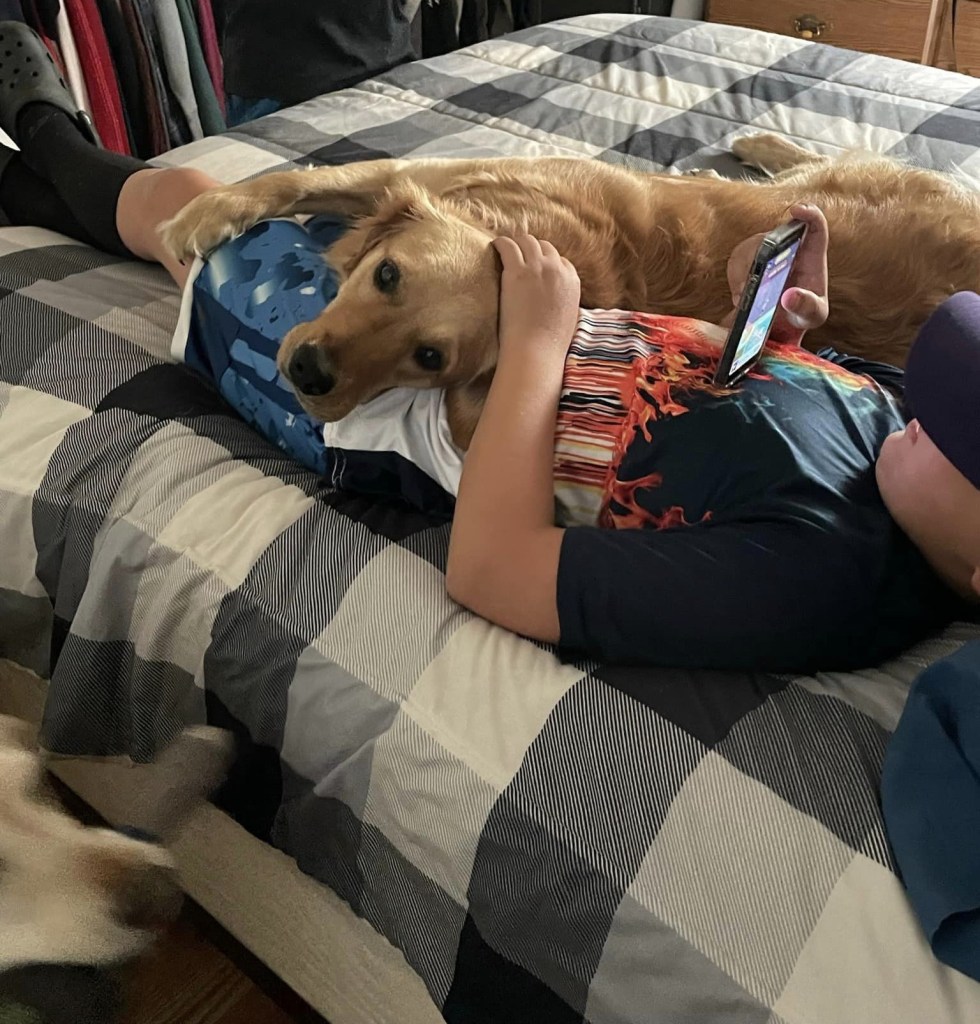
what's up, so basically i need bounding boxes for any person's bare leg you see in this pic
[116,167,220,288]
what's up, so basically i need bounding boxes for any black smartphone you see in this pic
[713,221,808,387]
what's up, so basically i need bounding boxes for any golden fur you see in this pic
[161,134,980,447]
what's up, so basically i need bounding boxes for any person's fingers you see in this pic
[515,232,543,263]
[780,287,829,330]
[538,239,560,260]
[787,202,828,231]
[726,233,766,299]
[785,203,829,298]
[492,236,525,268]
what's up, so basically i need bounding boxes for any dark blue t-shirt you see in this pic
[556,335,963,673]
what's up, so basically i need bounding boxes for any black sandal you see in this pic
[0,21,99,148]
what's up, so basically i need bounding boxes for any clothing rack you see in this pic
[1,0,547,159]
[3,0,226,158]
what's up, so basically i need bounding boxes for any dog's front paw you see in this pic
[159,189,258,261]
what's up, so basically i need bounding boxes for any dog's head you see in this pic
[0,747,179,975]
[0,718,231,976]
[278,183,502,422]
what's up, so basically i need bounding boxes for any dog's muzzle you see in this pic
[285,343,335,397]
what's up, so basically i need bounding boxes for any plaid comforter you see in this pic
[2,14,980,1023]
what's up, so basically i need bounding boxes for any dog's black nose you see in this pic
[287,343,335,397]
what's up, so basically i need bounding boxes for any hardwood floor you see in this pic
[120,908,306,1024]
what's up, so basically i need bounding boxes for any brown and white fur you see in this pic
[161,133,980,448]
[0,715,229,979]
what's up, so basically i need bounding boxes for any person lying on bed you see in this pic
[453,237,979,673]
[0,23,973,674]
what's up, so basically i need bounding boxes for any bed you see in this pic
[2,13,980,1024]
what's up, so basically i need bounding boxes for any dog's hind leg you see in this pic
[731,133,830,177]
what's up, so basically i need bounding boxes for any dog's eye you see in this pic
[414,346,444,372]
[374,258,400,294]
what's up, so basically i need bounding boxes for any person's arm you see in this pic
[445,233,581,641]
[446,210,830,646]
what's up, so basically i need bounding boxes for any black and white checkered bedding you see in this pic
[2,14,980,1022]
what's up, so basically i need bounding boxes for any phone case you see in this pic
[712,221,807,387]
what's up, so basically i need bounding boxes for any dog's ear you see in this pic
[113,859,183,931]
[446,371,495,451]
[328,182,447,278]
[83,842,183,932]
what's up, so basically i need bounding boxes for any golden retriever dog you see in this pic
[161,133,980,448]
[0,716,230,1023]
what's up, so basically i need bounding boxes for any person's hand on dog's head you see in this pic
[722,203,830,346]
[493,233,580,362]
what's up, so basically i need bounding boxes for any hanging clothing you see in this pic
[510,0,540,28]
[132,0,191,148]
[30,0,58,32]
[96,0,149,156]
[225,94,279,127]
[63,0,130,153]
[0,1,27,21]
[54,2,92,115]
[458,0,491,47]
[419,0,497,58]
[421,0,458,58]
[175,0,223,135]
[120,0,168,154]
[193,0,224,115]
[221,0,413,108]
[206,0,221,35]
[25,0,69,75]
[153,0,203,139]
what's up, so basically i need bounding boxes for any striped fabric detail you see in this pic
[553,311,728,528]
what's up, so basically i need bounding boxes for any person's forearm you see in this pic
[446,341,565,639]
[461,345,562,530]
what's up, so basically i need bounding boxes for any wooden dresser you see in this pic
[952,0,980,73]
[705,0,980,75]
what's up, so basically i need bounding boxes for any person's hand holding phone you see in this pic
[723,203,830,346]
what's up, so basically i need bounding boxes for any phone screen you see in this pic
[729,238,803,376]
